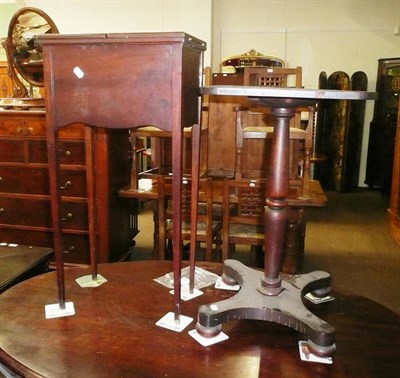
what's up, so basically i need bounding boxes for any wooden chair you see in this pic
[243,66,302,87]
[234,66,315,198]
[221,177,305,273]
[129,66,212,190]
[157,175,222,262]
[234,105,315,197]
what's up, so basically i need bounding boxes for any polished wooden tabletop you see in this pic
[200,85,378,101]
[0,261,399,377]
[0,244,53,293]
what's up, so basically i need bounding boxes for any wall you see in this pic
[8,0,212,65]
[0,2,18,61]
[212,0,400,186]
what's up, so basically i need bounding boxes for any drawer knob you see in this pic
[64,150,71,157]
[61,213,73,221]
[0,207,4,213]
[16,127,33,136]
[60,180,72,190]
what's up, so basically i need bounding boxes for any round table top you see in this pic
[0,260,399,377]
[200,85,377,101]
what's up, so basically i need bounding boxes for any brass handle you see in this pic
[16,127,33,136]
[64,150,71,157]
[60,180,71,190]
[61,213,73,221]
[62,245,75,254]
[0,208,4,213]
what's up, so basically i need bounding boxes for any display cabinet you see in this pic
[365,57,400,193]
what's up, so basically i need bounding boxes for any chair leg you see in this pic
[221,235,230,262]
[214,230,222,262]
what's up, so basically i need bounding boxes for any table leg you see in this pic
[172,130,183,321]
[47,128,66,309]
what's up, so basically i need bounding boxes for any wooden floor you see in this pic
[303,188,400,315]
[130,188,400,315]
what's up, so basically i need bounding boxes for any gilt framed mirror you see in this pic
[2,7,59,98]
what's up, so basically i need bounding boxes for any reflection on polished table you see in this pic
[0,261,399,377]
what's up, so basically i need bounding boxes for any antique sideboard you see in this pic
[0,104,134,264]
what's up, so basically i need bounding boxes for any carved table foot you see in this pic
[196,259,336,357]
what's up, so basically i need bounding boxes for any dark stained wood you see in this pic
[0,109,132,264]
[197,86,376,350]
[119,178,328,208]
[220,177,305,273]
[0,244,53,293]
[0,261,399,377]
[365,58,400,193]
[38,32,206,317]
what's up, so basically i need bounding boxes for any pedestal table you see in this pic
[196,86,377,356]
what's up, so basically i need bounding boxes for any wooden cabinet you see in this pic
[365,58,400,193]
[388,98,400,246]
[0,109,133,264]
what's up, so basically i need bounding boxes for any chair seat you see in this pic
[166,220,222,237]
[229,223,264,239]
[135,125,193,138]
[242,126,306,140]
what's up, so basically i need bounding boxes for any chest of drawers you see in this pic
[0,109,133,264]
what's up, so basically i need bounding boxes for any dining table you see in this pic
[0,260,398,377]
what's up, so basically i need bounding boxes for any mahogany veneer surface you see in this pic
[0,261,399,377]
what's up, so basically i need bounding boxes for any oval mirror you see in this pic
[7,7,59,88]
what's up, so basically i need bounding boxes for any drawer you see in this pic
[0,198,88,230]
[58,140,86,165]
[0,229,91,264]
[28,140,86,165]
[0,139,86,165]
[0,116,46,137]
[0,167,48,194]
[58,201,89,230]
[59,169,87,197]
[0,140,25,163]
[0,167,87,197]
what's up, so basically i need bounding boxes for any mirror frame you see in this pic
[2,7,59,97]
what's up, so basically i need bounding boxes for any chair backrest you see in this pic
[221,177,266,261]
[235,66,307,181]
[156,175,215,260]
[223,178,265,223]
[129,66,212,190]
[243,66,302,88]
[221,177,307,272]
